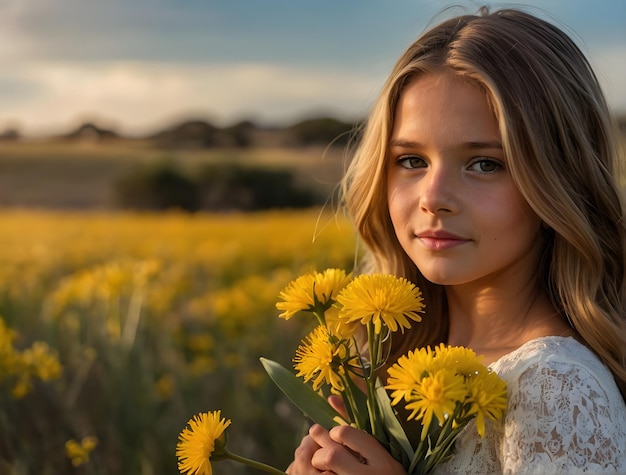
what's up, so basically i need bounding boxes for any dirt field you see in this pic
[0,139,347,209]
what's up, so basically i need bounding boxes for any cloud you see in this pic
[2,43,624,137]
[0,61,383,136]
[0,0,623,137]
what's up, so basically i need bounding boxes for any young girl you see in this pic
[287,7,626,475]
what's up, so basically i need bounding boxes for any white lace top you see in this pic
[434,336,626,474]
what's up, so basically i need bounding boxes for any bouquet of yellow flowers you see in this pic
[176,269,508,475]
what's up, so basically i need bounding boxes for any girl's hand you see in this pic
[285,396,348,475]
[285,425,324,475]
[287,423,406,475]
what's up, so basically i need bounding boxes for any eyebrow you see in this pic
[389,139,503,150]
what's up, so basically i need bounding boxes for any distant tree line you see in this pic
[0,116,361,149]
[1,113,625,147]
[114,160,322,212]
[148,116,358,149]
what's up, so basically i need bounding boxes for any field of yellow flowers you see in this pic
[0,208,356,474]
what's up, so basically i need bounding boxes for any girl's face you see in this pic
[387,71,543,287]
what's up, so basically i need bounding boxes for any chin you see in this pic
[419,269,468,286]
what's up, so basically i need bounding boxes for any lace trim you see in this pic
[434,337,626,474]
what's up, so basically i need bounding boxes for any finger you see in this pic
[330,426,372,464]
[295,432,321,458]
[328,426,406,474]
[288,433,323,475]
[286,460,322,475]
[327,395,348,419]
[308,423,334,447]
[329,425,378,458]
[311,440,363,474]
[309,425,370,473]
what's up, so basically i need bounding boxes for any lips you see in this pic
[416,230,470,251]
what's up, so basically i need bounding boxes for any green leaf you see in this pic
[374,379,415,462]
[260,358,342,430]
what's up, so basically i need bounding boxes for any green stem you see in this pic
[312,309,326,327]
[366,322,380,438]
[409,435,429,473]
[423,415,457,473]
[340,373,362,429]
[224,449,288,475]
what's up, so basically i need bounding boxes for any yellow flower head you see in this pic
[335,274,424,334]
[293,325,346,392]
[65,436,98,467]
[177,411,232,475]
[404,370,468,440]
[276,269,351,320]
[386,345,485,402]
[387,344,508,440]
[314,268,352,303]
[22,341,63,381]
[386,347,438,404]
[465,371,508,437]
[324,305,359,339]
[275,272,316,319]
[431,344,485,376]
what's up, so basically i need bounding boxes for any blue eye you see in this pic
[397,156,426,169]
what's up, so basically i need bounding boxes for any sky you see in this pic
[0,0,624,137]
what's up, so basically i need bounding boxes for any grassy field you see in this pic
[0,207,357,474]
[0,129,624,474]
[0,140,351,472]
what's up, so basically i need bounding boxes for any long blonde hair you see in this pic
[342,8,626,397]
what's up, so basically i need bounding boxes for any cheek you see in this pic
[485,192,541,241]
[387,179,415,218]
[387,186,409,230]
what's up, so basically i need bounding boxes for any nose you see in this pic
[419,163,458,215]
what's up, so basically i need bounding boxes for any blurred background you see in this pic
[1,0,625,138]
[0,1,624,474]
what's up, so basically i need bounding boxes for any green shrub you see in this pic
[286,117,354,147]
[115,161,321,212]
[114,161,200,211]
[196,163,319,211]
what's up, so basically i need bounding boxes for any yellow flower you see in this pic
[11,376,31,399]
[387,344,508,441]
[386,345,485,404]
[314,268,352,303]
[335,274,424,334]
[465,371,508,437]
[293,325,346,392]
[386,348,438,404]
[404,370,468,440]
[276,269,351,320]
[81,436,98,451]
[65,436,98,467]
[431,344,485,376]
[22,341,62,381]
[324,305,359,339]
[177,411,232,475]
[276,273,317,319]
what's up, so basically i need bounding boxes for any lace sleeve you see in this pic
[501,360,626,474]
